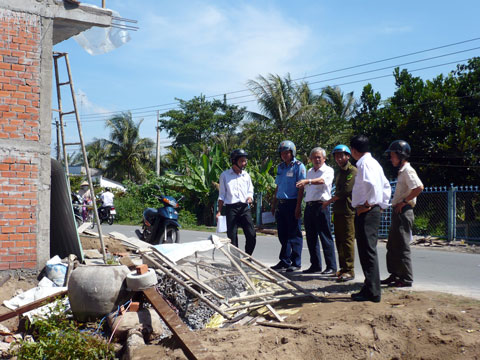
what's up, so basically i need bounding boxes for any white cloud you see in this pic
[131,2,314,93]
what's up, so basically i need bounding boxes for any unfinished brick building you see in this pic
[0,0,112,271]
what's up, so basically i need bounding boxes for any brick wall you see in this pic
[0,9,41,270]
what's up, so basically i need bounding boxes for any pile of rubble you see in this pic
[0,231,319,359]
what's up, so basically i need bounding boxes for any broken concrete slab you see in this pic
[107,308,164,342]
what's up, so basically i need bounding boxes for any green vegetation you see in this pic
[74,57,480,229]
[11,300,115,360]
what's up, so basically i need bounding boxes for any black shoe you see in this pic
[380,274,397,285]
[388,280,412,288]
[286,266,301,273]
[271,261,289,271]
[351,293,381,303]
[302,266,321,274]
[321,268,336,276]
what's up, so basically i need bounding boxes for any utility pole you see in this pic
[156,110,161,176]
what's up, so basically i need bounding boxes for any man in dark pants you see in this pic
[322,144,357,282]
[382,140,424,288]
[350,135,391,302]
[296,147,337,275]
[216,149,256,255]
[270,140,306,272]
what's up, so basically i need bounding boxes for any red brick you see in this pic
[1,241,14,248]
[0,63,10,70]
[25,134,39,141]
[16,172,30,178]
[23,234,35,240]
[0,234,8,240]
[15,240,29,247]
[0,255,15,262]
[12,37,26,44]
[16,226,29,233]
[2,83,15,91]
[0,164,8,171]
[0,263,8,270]
[1,227,14,234]
[9,234,22,240]
[17,85,30,92]
[10,164,24,171]
[12,92,25,99]
[9,220,23,226]
[11,106,25,113]
[22,262,36,269]
[136,264,148,275]
[3,198,16,205]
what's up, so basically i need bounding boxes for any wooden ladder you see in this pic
[52,52,107,263]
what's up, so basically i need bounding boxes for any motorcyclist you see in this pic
[98,187,115,221]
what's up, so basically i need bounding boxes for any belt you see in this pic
[306,200,324,206]
[277,199,297,204]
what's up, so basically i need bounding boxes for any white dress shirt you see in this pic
[218,168,254,204]
[352,153,391,209]
[304,163,334,202]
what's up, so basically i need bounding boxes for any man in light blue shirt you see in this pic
[270,140,306,272]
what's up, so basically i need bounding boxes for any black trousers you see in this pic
[304,202,337,271]
[225,202,256,255]
[355,206,381,298]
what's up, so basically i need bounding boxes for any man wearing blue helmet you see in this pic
[323,144,357,282]
[270,140,306,272]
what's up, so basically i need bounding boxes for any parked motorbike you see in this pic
[137,189,181,244]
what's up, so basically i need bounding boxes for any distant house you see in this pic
[69,166,126,192]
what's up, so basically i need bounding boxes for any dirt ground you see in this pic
[1,236,479,360]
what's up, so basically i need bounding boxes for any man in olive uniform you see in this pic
[323,145,357,282]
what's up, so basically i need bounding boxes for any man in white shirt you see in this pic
[350,135,391,303]
[296,147,337,274]
[216,149,256,255]
[100,187,114,207]
[382,140,423,288]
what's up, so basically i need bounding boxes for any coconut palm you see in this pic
[321,86,357,120]
[246,73,316,134]
[103,112,155,182]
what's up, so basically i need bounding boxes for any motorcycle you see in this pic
[98,204,116,225]
[137,189,181,244]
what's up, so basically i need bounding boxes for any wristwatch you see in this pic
[308,179,311,185]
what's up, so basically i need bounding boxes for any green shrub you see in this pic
[11,299,115,360]
[179,209,197,226]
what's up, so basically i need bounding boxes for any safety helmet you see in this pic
[385,140,411,159]
[277,140,296,157]
[230,149,248,165]
[331,144,351,155]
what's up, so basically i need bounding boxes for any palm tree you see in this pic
[321,86,356,120]
[246,73,315,134]
[103,112,155,182]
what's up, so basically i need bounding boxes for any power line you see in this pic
[65,36,480,120]
[62,55,478,126]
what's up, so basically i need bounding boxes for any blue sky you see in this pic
[52,0,480,154]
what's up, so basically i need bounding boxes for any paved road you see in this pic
[101,224,480,299]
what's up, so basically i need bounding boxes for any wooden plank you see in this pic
[219,247,284,322]
[143,287,214,360]
[256,320,304,330]
[0,290,67,323]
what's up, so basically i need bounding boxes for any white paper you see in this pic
[216,215,227,233]
[154,240,215,263]
[261,211,276,224]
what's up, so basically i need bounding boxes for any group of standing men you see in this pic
[217,135,423,303]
